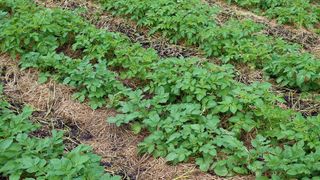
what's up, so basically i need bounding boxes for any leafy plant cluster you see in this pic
[110,59,320,179]
[100,0,320,91]
[0,86,120,180]
[0,0,129,109]
[227,0,320,29]
[1,0,320,179]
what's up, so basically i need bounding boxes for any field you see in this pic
[0,0,319,179]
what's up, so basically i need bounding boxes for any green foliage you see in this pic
[227,0,320,29]
[102,0,220,44]
[265,53,320,91]
[0,94,120,180]
[63,59,125,109]
[249,132,320,178]
[109,57,320,178]
[0,0,85,56]
[100,0,320,91]
[0,0,130,109]
[1,1,320,179]
[72,26,124,62]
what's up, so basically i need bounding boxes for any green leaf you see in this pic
[0,139,13,151]
[0,11,8,19]
[196,157,213,171]
[38,73,49,84]
[72,154,90,165]
[131,122,142,134]
[214,165,228,176]
[166,152,178,162]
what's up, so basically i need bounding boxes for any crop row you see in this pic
[100,0,320,91]
[1,0,320,178]
[226,0,320,31]
[0,85,120,180]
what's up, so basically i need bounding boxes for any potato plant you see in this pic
[0,0,320,179]
[227,0,320,29]
[100,0,320,91]
[0,85,120,180]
